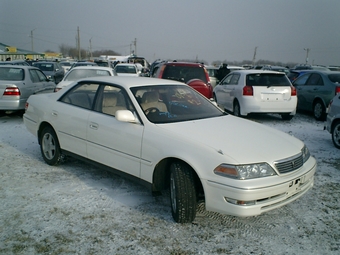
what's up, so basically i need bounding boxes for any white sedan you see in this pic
[23,76,316,223]
[55,66,116,91]
[213,70,297,120]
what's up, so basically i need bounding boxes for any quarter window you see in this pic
[60,83,99,109]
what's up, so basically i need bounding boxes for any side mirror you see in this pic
[115,110,138,123]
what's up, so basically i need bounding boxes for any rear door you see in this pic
[55,83,99,157]
[293,72,315,110]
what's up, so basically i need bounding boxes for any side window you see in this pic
[293,73,311,86]
[29,69,40,83]
[230,73,240,84]
[95,85,133,116]
[221,74,233,85]
[36,70,48,82]
[60,83,100,109]
[306,74,323,86]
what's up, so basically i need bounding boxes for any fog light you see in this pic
[225,197,256,206]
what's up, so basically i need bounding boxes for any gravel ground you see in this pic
[0,112,339,255]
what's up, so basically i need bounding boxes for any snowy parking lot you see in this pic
[0,112,339,255]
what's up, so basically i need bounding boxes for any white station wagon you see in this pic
[214,70,297,120]
[24,76,316,223]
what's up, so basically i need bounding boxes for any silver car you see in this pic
[325,94,340,149]
[0,65,56,114]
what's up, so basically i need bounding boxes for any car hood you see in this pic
[158,115,304,164]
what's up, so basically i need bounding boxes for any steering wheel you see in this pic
[144,107,160,115]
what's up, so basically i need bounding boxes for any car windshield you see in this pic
[162,65,208,83]
[246,73,291,86]
[328,74,340,83]
[65,69,111,81]
[131,84,224,124]
[0,67,24,81]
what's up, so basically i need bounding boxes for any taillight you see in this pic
[3,86,20,96]
[25,102,29,111]
[291,86,297,96]
[243,86,253,96]
[335,86,340,95]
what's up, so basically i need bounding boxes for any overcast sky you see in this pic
[1,0,340,65]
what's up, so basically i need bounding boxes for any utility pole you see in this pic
[30,29,36,52]
[134,38,137,55]
[252,46,258,66]
[304,48,310,64]
[77,26,81,60]
[89,37,93,59]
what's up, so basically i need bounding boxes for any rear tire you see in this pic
[170,162,197,223]
[313,101,326,121]
[233,101,245,117]
[40,126,62,165]
[332,120,340,149]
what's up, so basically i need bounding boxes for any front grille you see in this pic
[274,153,303,174]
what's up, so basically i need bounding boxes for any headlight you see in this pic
[301,145,310,163]
[214,163,277,180]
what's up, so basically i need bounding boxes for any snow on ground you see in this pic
[0,112,339,255]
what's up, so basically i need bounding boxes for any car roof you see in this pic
[164,62,205,67]
[298,70,340,75]
[231,69,287,74]
[74,76,185,89]
[115,63,137,66]
[68,66,113,71]
[33,61,57,64]
[0,65,39,70]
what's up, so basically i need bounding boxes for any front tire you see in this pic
[281,113,294,120]
[40,126,62,165]
[332,120,340,149]
[313,100,326,121]
[170,162,197,223]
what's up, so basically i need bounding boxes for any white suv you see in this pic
[325,94,340,149]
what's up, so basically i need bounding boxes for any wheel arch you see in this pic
[37,121,55,145]
[312,96,327,109]
[152,157,204,198]
[331,118,340,133]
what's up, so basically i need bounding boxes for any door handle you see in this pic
[89,122,98,130]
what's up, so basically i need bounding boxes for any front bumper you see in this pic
[203,156,316,217]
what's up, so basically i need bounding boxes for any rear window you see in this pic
[0,67,24,81]
[115,65,137,74]
[65,69,111,81]
[163,65,207,83]
[246,73,291,86]
[33,63,54,71]
[328,74,340,83]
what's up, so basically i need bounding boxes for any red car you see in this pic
[154,62,213,99]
